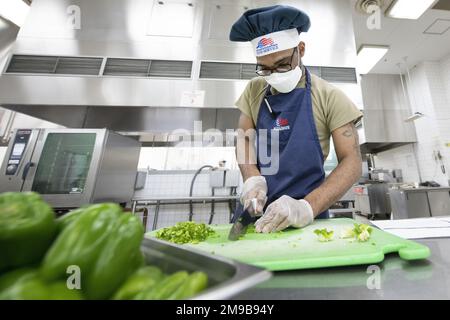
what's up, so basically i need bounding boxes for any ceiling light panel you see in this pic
[357,45,390,74]
[386,0,436,20]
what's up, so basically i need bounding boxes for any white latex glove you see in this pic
[240,176,268,217]
[255,195,314,233]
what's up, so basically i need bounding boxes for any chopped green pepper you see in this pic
[353,223,373,242]
[340,223,373,242]
[155,222,216,244]
[314,228,334,242]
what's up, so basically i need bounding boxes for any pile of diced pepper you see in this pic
[155,221,216,244]
[0,192,208,300]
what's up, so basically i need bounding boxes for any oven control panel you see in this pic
[5,130,32,175]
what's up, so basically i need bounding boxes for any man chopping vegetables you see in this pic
[231,5,363,234]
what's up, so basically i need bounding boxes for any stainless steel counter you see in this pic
[390,187,450,219]
[394,187,450,193]
[233,238,450,300]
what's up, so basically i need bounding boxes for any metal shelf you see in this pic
[131,195,239,231]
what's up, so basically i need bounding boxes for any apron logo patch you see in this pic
[273,117,290,131]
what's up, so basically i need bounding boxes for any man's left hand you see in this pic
[255,195,314,233]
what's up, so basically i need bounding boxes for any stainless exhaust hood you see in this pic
[358,74,417,154]
[0,0,361,136]
[4,104,241,145]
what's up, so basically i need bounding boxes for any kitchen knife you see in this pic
[228,199,258,241]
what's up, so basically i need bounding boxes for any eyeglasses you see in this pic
[255,47,298,77]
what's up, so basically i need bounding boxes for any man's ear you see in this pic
[299,41,306,58]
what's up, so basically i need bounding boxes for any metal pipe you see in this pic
[403,57,418,114]
[209,187,215,225]
[189,165,214,221]
[399,59,424,183]
[131,200,137,215]
[133,195,239,201]
[133,199,237,206]
[152,200,161,231]
[397,63,409,111]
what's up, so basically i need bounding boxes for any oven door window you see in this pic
[32,133,96,194]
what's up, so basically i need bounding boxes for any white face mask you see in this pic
[263,66,303,93]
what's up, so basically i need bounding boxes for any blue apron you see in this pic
[233,68,329,222]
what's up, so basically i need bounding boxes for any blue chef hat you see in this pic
[229,5,311,57]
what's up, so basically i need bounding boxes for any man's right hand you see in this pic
[240,176,268,217]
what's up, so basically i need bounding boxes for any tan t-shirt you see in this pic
[235,72,363,160]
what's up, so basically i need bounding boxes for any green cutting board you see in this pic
[146,218,430,271]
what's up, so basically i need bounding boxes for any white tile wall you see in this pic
[439,55,450,169]
[138,146,238,171]
[133,171,239,232]
[135,146,241,231]
[439,55,450,120]
[134,172,235,199]
[438,55,450,181]
[137,147,168,170]
[374,144,421,183]
[375,56,450,186]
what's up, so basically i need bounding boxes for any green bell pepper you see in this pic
[0,274,48,300]
[0,192,56,272]
[47,282,84,300]
[55,207,86,233]
[84,213,144,299]
[40,203,122,282]
[134,271,189,300]
[113,266,164,300]
[0,267,38,293]
[167,271,208,300]
[0,268,83,300]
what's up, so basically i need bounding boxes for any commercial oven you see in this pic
[0,129,141,209]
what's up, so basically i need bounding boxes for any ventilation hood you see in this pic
[0,0,362,135]
[358,73,418,154]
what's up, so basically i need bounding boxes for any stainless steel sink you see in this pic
[141,238,272,300]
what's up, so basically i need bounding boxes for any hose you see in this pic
[188,165,214,221]
[208,188,215,225]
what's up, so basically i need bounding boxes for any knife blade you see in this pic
[228,199,257,241]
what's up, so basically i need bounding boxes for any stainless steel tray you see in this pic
[141,238,272,300]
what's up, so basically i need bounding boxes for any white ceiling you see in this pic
[351,0,450,74]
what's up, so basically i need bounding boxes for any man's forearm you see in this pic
[236,125,261,182]
[238,164,261,182]
[305,156,361,216]
[305,123,362,216]
[237,138,261,181]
